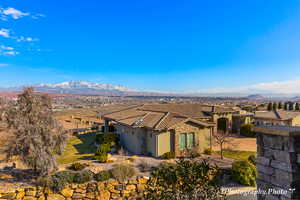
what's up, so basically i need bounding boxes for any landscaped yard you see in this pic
[57,132,97,165]
[216,150,256,161]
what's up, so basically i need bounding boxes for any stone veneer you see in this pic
[254,126,300,200]
[0,177,148,200]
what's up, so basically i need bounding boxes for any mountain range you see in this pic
[0,81,299,99]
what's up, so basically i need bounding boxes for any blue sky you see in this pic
[1,0,300,93]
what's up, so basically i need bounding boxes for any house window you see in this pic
[179,132,195,150]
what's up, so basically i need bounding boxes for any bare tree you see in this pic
[3,88,66,176]
[213,131,232,159]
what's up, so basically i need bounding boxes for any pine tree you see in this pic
[267,102,273,111]
[278,102,282,109]
[284,102,288,110]
[296,103,300,111]
[272,102,278,111]
[289,102,294,111]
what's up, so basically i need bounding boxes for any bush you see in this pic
[96,143,111,154]
[36,170,76,192]
[70,162,85,171]
[240,124,255,137]
[145,159,225,200]
[94,153,108,163]
[111,164,136,183]
[231,160,256,186]
[162,152,175,159]
[248,155,256,165]
[96,133,118,145]
[94,170,112,182]
[204,148,213,155]
[73,170,94,184]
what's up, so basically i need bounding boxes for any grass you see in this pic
[216,150,256,161]
[57,132,97,165]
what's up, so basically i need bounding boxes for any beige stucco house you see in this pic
[101,104,236,157]
[254,110,300,126]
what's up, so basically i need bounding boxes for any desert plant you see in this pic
[73,170,94,184]
[240,124,255,137]
[94,170,112,182]
[3,88,66,176]
[204,148,213,155]
[145,159,226,200]
[162,152,175,159]
[70,162,85,171]
[111,164,136,185]
[231,160,256,186]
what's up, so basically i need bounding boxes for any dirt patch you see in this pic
[213,136,256,152]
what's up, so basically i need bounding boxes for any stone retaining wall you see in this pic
[0,177,148,200]
[254,126,300,200]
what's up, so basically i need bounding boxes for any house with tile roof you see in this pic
[254,110,300,126]
[101,104,235,157]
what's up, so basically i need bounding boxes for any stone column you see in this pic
[253,126,300,200]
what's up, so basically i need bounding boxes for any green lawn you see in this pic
[216,150,256,161]
[57,132,97,165]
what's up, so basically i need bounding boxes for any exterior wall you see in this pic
[172,121,211,157]
[157,131,171,156]
[146,130,157,156]
[0,177,149,200]
[255,129,300,200]
[114,124,144,155]
[292,115,300,126]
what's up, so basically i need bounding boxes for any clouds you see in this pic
[0,45,19,56]
[0,28,10,38]
[1,7,29,20]
[0,6,44,56]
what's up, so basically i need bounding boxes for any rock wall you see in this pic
[254,126,300,200]
[0,177,148,200]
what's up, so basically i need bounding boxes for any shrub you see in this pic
[36,170,76,192]
[231,160,256,186]
[94,153,108,163]
[70,162,85,171]
[94,170,112,182]
[162,152,175,159]
[73,170,94,184]
[110,164,136,183]
[96,133,118,145]
[204,148,213,155]
[248,155,256,165]
[145,159,225,200]
[240,124,255,137]
[96,143,111,154]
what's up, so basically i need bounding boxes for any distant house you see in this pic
[254,110,300,126]
[101,104,236,157]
